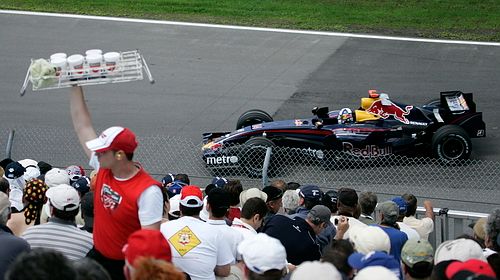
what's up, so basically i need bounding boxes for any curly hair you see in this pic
[132,257,185,280]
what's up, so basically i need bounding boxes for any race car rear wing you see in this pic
[440,91,476,113]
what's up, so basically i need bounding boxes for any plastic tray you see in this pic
[20,50,154,96]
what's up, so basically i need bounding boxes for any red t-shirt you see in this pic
[226,207,241,222]
[93,167,160,260]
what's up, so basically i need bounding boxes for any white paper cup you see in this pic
[67,54,84,75]
[50,53,67,61]
[86,54,103,74]
[50,57,67,76]
[85,49,102,56]
[103,52,120,71]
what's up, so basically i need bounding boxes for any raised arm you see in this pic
[70,86,97,158]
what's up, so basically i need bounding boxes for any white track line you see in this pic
[1,9,499,46]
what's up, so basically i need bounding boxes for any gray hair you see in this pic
[486,208,500,251]
[359,191,378,215]
[0,206,11,225]
[282,190,300,213]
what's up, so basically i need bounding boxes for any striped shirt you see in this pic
[21,217,93,260]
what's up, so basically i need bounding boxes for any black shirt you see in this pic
[262,214,321,265]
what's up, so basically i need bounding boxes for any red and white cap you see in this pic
[179,185,204,208]
[86,126,138,154]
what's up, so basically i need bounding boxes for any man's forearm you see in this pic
[70,86,97,158]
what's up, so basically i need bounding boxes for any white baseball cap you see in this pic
[46,184,80,211]
[44,168,70,188]
[239,188,268,207]
[434,238,486,264]
[353,266,399,280]
[237,233,287,274]
[291,261,342,280]
[349,225,391,254]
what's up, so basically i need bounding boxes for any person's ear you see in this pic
[253,214,261,223]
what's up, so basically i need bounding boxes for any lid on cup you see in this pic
[67,54,84,65]
[50,57,67,67]
[85,49,103,56]
[103,52,120,62]
[86,54,103,63]
[50,53,67,60]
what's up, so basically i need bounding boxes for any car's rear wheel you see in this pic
[236,109,273,129]
[432,125,471,161]
[241,137,277,178]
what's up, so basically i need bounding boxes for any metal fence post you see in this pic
[262,147,273,188]
[5,129,15,159]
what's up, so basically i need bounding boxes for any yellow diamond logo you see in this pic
[168,226,201,256]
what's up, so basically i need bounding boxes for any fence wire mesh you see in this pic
[2,126,499,212]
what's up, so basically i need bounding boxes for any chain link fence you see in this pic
[2,126,499,213]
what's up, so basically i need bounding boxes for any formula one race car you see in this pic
[202,90,486,176]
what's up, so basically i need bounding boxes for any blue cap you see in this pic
[299,185,322,201]
[168,181,186,195]
[5,162,26,179]
[348,251,400,272]
[72,176,91,195]
[211,177,228,188]
[392,197,408,215]
[161,173,175,187]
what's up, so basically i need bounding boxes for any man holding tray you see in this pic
[69,86,163,280]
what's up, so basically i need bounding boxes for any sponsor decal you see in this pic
[366,100,413,124]
[299,147,324,159]
[342,142,392,157]
[295,119,303,126]
[408,121,428,126]
[251,124,263,129]
[168,226,201,256]
[101,184,122,211]
[477,129,485,137]
[206,155,239,165]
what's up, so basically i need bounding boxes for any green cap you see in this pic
[401,239,434,268]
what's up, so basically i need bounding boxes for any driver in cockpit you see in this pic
[337,108,354,124]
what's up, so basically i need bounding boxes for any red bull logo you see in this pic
[366,100,413,124]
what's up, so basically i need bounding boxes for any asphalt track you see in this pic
[1,11,499,212]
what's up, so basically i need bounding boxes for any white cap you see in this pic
[239,188,268,207]
[291,261,342,280]
[169,195,181,218]
[45,168,70,188]
[353,266,399,280]
[18,159,38,168]
[23,166,40,182]
[349,225,391,254]
[434,238,486,264]
[46,184,80,211]
[238,233,287,274]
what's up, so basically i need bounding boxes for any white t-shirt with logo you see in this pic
[161,216,234,280]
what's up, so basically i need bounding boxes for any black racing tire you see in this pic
[241,137,277,178]
[431,125,471,161]
[236,109,273,129]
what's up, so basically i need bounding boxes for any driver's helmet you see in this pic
[337,108,354,124]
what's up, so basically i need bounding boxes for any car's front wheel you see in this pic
[236,109,273,129]
[241,137,277,178]
[431,125,471,161]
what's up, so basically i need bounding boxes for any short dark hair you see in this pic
[175,174,190,185]
[0,177,9,194]
[52,207,79,221]
[207,188,230,218]
[402,193,418,217]
[241,197,268,220]
[223,180,243,206]
[359,191,377,216]
[74,258,111,280]
[304,198,321,210]
[286,182,300,190]
[403,261,433,279]
[179,205,202,217]
[321,239,355,276]
[5,248,77,280]
[248,269,283,280]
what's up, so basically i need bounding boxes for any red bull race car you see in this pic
[202,90,486,176]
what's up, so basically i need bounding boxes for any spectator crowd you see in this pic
[0,156,499,280]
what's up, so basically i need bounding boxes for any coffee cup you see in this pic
[103,52,120,72]
[85,49,103,56]
[50,57,67,76]
[86,54,103,74]
[50,53,67,61]
[67,54,85,75]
